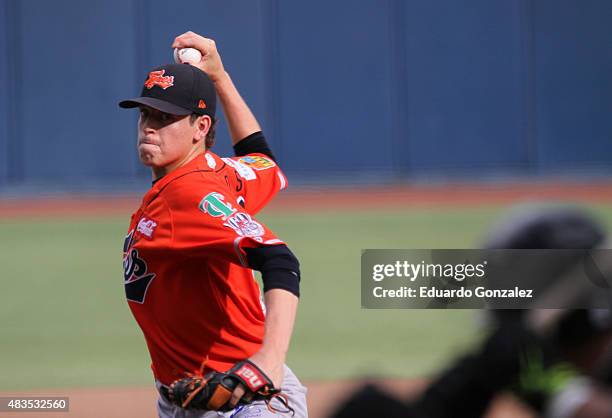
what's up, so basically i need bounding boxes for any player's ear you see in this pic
[200,115,212,138]
[193,114,211,143]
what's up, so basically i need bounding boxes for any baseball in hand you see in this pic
[173,48,202,65]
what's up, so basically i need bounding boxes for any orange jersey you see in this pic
[123,152,287,385]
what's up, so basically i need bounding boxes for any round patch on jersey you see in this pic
[223,212,265,237]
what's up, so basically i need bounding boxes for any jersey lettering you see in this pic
[123,231,156,303]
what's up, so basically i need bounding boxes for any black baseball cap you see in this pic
[119,63,216,117]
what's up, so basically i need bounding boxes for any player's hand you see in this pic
[227,351,284,408]
[172,31,226,83]
[249,350,284,388]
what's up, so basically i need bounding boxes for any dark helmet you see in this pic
[482,205,610,339]
[483,205,605,250]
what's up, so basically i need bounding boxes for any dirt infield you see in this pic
[1,181,612,219]
[0,379,534,418]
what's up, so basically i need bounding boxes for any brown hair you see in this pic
[190,114,217,149]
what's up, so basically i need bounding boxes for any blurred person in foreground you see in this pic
[332,206,612,418]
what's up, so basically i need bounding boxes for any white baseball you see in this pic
[173,48,202,64]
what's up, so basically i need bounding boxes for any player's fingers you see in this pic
[172,31,195,47]
[172,32,215,53]
[228,384,246,408]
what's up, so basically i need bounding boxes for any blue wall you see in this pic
[534,0,612,171]
[1,0,611,191]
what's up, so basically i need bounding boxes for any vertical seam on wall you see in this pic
[133,0,149,179]
[389,0,409,179]
[520,0,537,172]
[0,0,6,186]
[260,0,282,161]
[6,0,23,184]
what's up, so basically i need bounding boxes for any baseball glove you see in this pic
[167,359,294,415]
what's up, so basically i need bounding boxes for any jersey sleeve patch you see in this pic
[136,217,158,239]
[237,155,276,171]
[199,192,237,220]
[222,157,257,180]
[224,212,265,237]
[199,192,264,238]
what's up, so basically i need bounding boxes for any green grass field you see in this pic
[1,204,611,390]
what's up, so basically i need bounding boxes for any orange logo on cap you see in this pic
[198,99,207,109]
[144,70,174,90]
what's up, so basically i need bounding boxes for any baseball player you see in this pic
[119,32,307,417]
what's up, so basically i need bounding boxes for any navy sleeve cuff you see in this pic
[233,131,277,162]
[244,245,300,297]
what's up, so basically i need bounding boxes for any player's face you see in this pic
[137,106,199,171]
